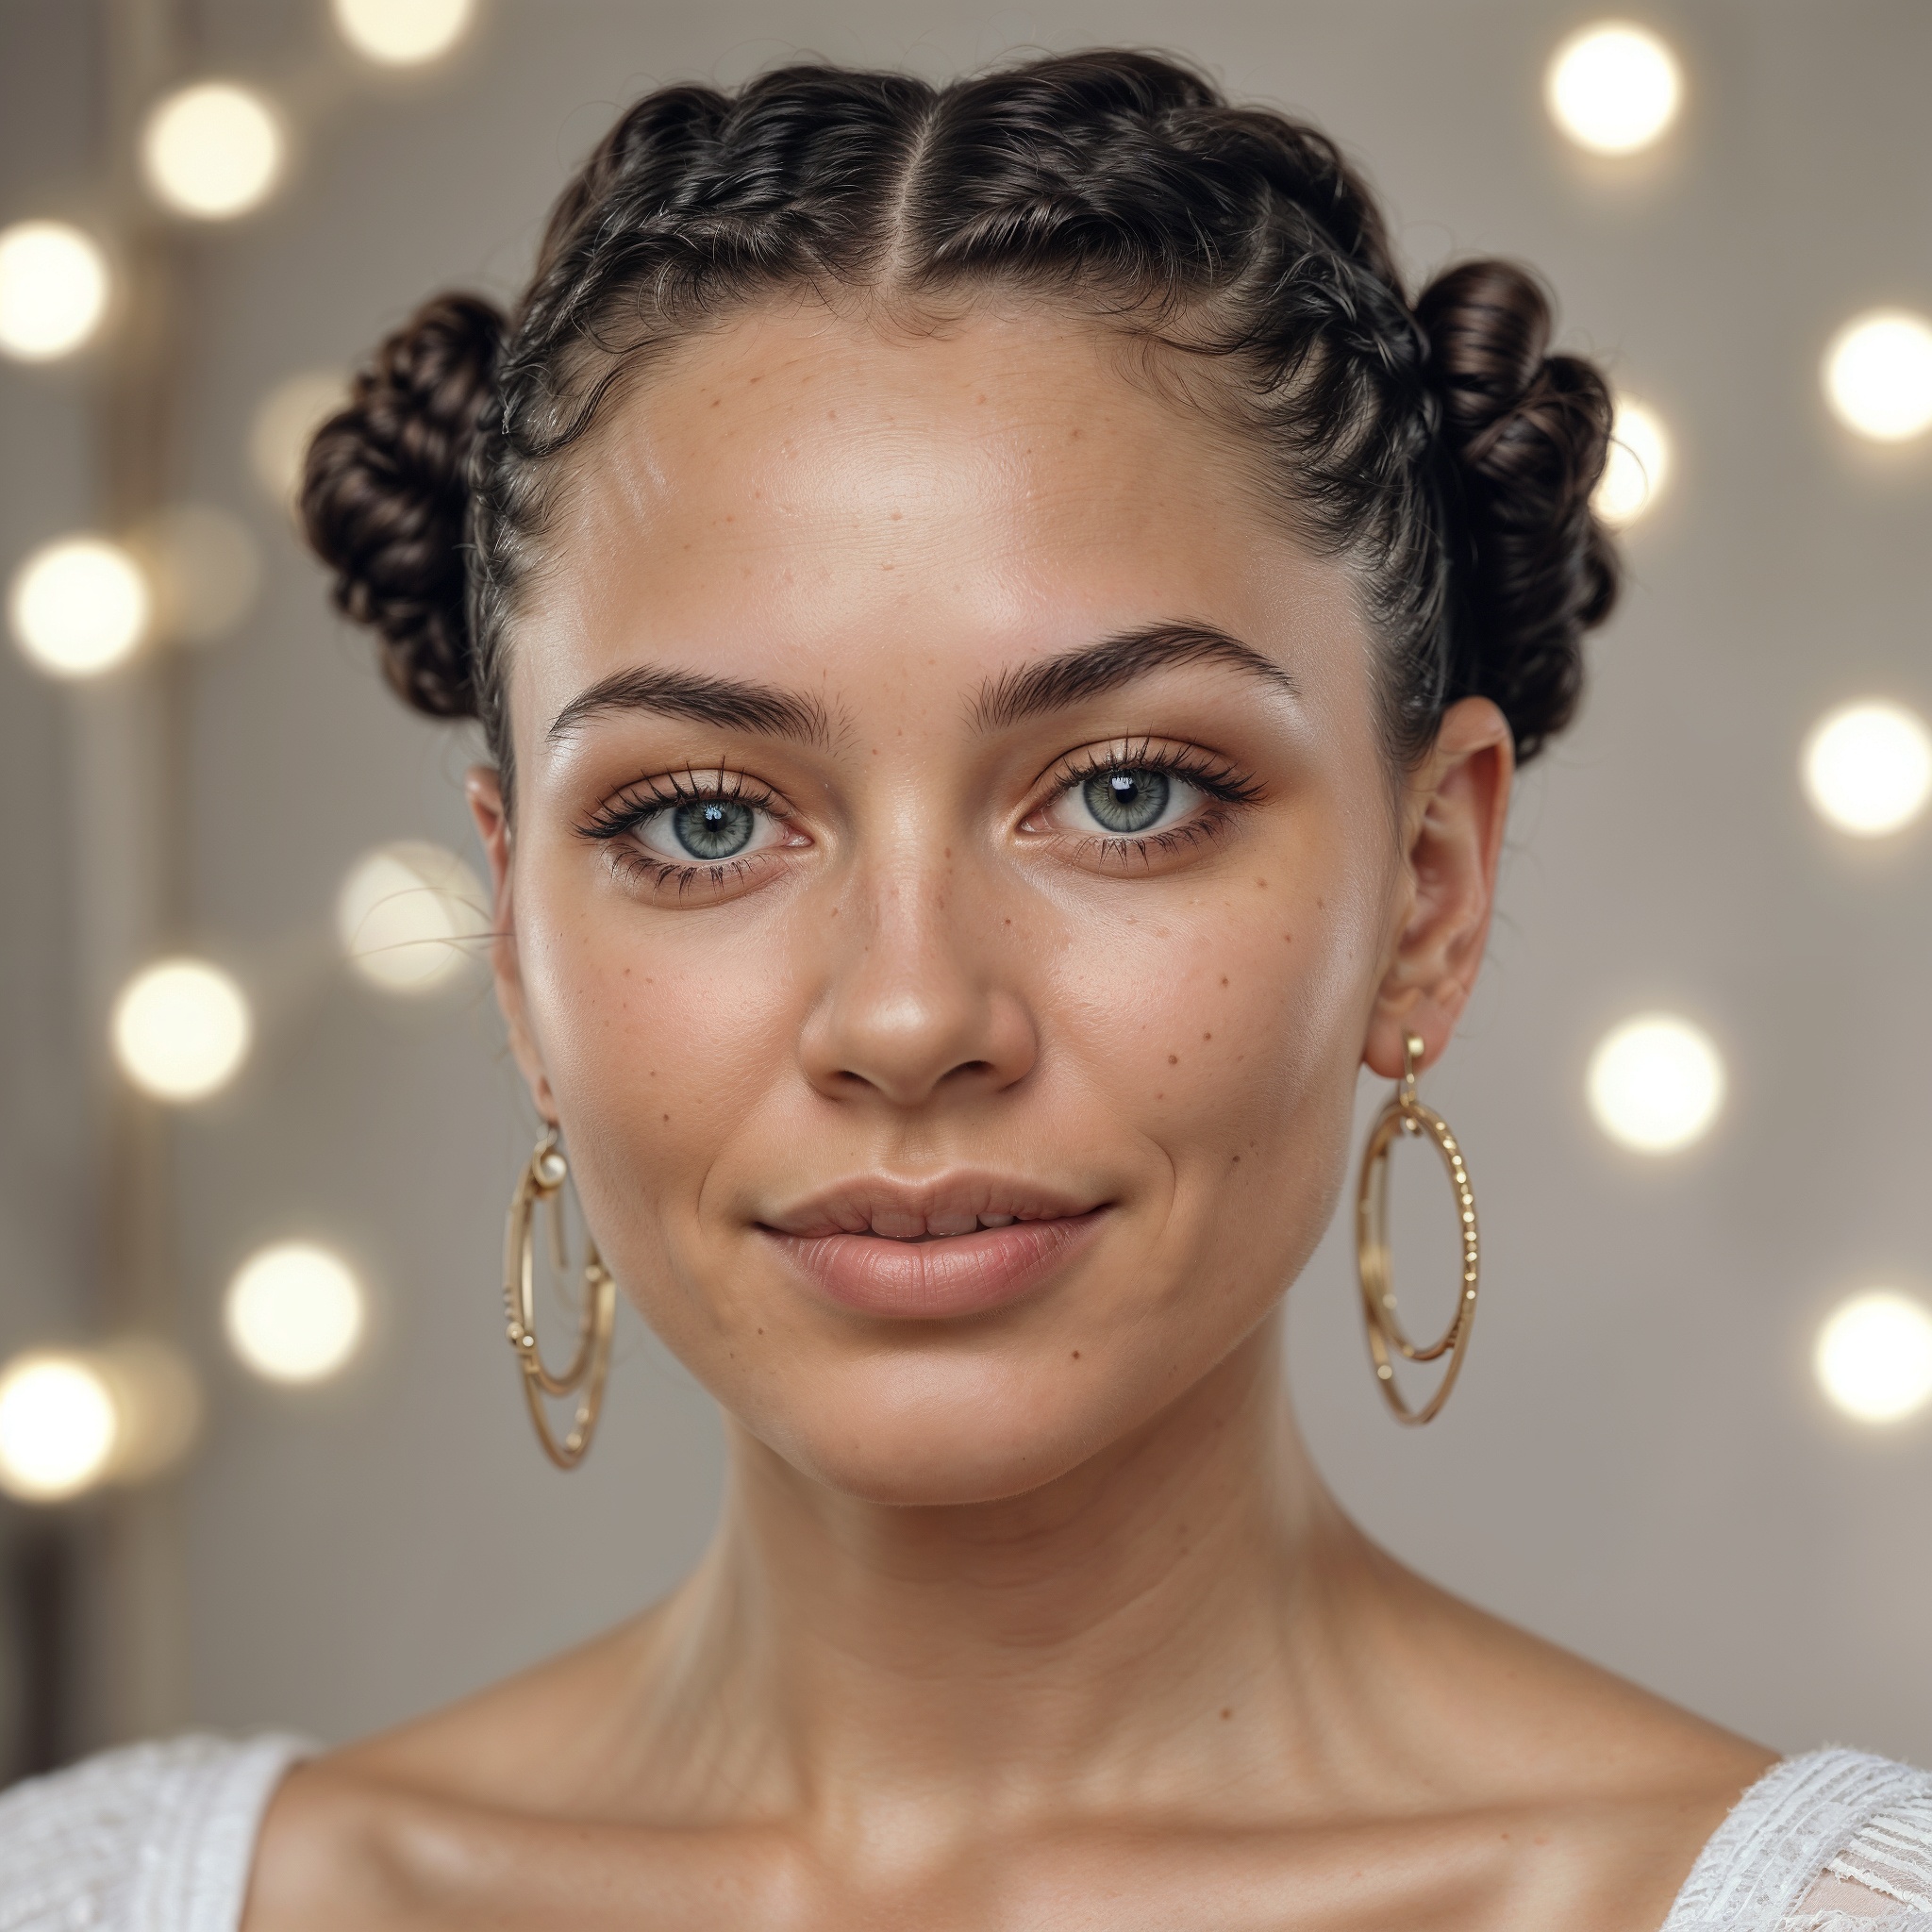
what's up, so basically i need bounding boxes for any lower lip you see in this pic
[765,1212,1107,1320]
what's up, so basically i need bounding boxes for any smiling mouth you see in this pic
[758,1197,1108,1320]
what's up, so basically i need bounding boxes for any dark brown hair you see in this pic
[302,51,1618,796]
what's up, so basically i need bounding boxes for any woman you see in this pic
[6,51,1928,1932]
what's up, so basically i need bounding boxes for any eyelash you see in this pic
[1041,741,1263,864]
[575,742,1264,895]
[576,769,791,893]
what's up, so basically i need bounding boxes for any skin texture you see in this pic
[245,302,1772,1930]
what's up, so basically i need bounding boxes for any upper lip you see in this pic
[758,1174,1105,1241]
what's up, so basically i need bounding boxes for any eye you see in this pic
[638,796,784,863]
[1049,766,1204,838]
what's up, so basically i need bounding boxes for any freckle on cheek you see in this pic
[1167,1054,1178,1065]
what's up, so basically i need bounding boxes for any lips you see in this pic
[758,1176,1107,1319]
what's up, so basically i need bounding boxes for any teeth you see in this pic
[849,1209,1032,1239]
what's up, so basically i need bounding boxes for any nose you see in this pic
[798,856,1039,1108]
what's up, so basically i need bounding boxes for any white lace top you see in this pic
[1,1737,1928,1928]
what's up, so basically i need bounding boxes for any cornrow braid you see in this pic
[303,49,1617,799]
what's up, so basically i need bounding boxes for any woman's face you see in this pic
[475,302,1504,1505]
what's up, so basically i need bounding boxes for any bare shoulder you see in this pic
[1382,1547,1777,1788]
[1360,1551,1778,1922]
[243,1612,672,1930]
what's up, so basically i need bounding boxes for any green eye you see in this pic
[1080,770,1171,834]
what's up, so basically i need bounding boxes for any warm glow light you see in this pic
[337,841,489,992]
[1594,398,1672,526]
[141,82,284,220]
[1823,309,1932,443]
[8,536,149,676]
[249,370,346,508]
[1587,1014,1724,1153]
[225,1243,366,1383]
[94,1338,202,1483]
[1802,700,1932,837]
[0,1354,119,1503]
[0,221,109,361]
[110,958,252,1103]
[1816,1291,1932,1424]
[332,0,475,64]
[142,504,262,643]
[1546,22,1682,155]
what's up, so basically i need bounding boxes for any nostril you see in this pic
[945,1059,994,1081]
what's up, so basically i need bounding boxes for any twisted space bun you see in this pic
[304,52,1619,785]
[1417,261,1616,762]
[303,291,502,721]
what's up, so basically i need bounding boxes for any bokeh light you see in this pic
[110,958,252,1103]
[141,82,284,220]
[0,1353,119,1503]
[333,0,475,65]
[8,535,149,676]
[140,504,262,644]
[225,1244,367,1383]
[0,221,109,361]
[1546,22,1682,156]
[1594,397,1673,526]
[1815,1292,1932,1424]
[1823,309,1932,443]
[1587,1014,1724,1153]
[1802,700,1932,837]
[249,369,346,508]
[93,1337,203,1483]
[337,841,490,992]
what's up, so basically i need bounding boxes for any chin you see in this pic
[739,1351,1161,1508]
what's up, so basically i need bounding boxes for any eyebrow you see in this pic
[972,623,1299,732]
[547,665,832,746]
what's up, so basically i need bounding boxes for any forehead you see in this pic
[513,300,1357,725]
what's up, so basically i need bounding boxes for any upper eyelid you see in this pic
[1032,740,1262,805]
[578,770,791,838]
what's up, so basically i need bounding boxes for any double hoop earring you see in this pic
[503,1125,616,1469]
[1355,1032,1480,1426]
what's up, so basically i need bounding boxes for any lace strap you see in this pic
[1663,1751,1932,1932]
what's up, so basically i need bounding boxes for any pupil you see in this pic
[672,798,755,860]
[1083,769,1170,835]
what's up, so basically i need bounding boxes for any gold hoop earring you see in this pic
[502,1125,616,1469]
[1355,1032,1480,1426]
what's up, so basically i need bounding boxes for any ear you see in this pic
[1363,697,1515,1080]
[465,767,558,1124]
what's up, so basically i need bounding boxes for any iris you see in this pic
[1082,769,1170,834]
[670,799,756,859]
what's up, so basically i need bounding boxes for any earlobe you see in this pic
[1362,699,1514,1081]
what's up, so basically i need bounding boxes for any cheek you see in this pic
[1054,820,1391,1330]
[508,850,800,1254]
[1063,830,1384,1151]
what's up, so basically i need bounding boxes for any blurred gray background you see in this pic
[2,0,1928,1777]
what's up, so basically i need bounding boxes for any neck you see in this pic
[624,1313,1420,1825]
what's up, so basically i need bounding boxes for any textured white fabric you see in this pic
[2,1735,1930,1927]
[0,1735,308,1932]
[1663,1749,1932,1931]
